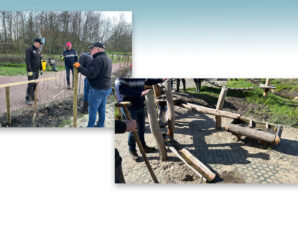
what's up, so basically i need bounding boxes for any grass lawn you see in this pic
[186,79,298,128]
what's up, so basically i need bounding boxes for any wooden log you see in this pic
[145,90,167,161]
[165,138,216,182]
[177,102,240,119]
[5,87,11,125]
[115,101,159,183]
[225,123,276,143]
[0,76,59,88]
[215,86,228,129]
[32,83,39,125]
[165,80,175,137]
[73,67,78,127]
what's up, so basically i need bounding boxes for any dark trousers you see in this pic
[65,65,74,86]
[194,79,202,91]
[176,79,186,90]
[26,71,39,100]
[115,149,125,183]
[121,106,146,151]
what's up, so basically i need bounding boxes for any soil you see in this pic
[0,95,114,128]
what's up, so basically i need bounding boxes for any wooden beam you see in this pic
[177,102,240,119]
[165,80,175,137]
[115,101,159,183]
[32,83,39,125]
[73,67,78,127]
[5,87,11,125]
[0,76,59,88]
[165,138,216,182]
[145,90,167,161]
[215,86,228,129]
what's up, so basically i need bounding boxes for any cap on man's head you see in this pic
[34,38,44,45]
[66,42,72,47]
[88,42,105,49]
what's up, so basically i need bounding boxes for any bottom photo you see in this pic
[114,78,298,184]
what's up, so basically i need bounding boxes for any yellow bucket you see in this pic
[41,61,47,71]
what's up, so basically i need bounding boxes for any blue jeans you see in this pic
[87,88,112,127]
[121,106,146,152]
[65,65,74,86]
[84,77,90,102]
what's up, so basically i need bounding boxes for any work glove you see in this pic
[73,62,80,69]
[60,55,64,60]
[28,72,33,77]
[40,71,43,75]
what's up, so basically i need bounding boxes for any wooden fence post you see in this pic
[165,80,175,137]
[145,90,167,161]
[5,87,11,125]
[73,67,78,127]
[215,86,228,130]
[264,78,270,97]
[32,83,39,124]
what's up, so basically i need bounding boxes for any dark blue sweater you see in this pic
[62,49,78,67]
[115,78,163,108]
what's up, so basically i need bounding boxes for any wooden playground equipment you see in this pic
[0,70,79,127]
[142,80,283,182]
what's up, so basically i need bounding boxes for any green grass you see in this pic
[186,79,298,128]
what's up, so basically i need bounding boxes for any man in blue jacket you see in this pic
[73,42,112,127]
[62,42,78,89]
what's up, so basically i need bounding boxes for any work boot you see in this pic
[67,84,71,90]
[128,150,139,161]
[81,101,89,114]
[25,97,33,106]
[143,146,156,153]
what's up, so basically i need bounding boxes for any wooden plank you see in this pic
[5,87,11,124]
[0,76,59,88]
[215,86,228,129]
[166,138,216,182]
[145,90,167,161]
[165,80,175,137]
[73,68,78,127]
[177,102,240,119]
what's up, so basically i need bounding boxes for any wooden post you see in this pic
[215,86,228,130]
[32,83,39,124]
[115,102,159,183]
[5,87,11,125]
[145,90,167,161]
[165,80,175,137]
[264,78,270,97]
[165,138,216,182]
[73,67,78,127]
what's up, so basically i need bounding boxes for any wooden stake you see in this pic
[145,90,167,161]
[73,67,78,127]
[32,83,39,124]
[215,86,228,130]
[5,87,11,125]
[165,80,175,137]
[165,138,216,182]
[264,78,270,97]
[115,102,159,183]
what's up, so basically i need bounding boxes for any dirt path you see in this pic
[0,63,123,115]
[115,98,298,184]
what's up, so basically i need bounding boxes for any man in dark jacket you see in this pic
[62,42,78,89]
[115,78,164,160]
[73,42,112,127]
[25,38,43,105]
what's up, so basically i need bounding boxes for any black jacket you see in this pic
[25,45,42,72]
[63,49,78,67]
[78,52,112,90]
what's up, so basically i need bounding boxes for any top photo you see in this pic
[0,11,132,128]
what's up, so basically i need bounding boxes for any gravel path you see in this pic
[115,98,298,184]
